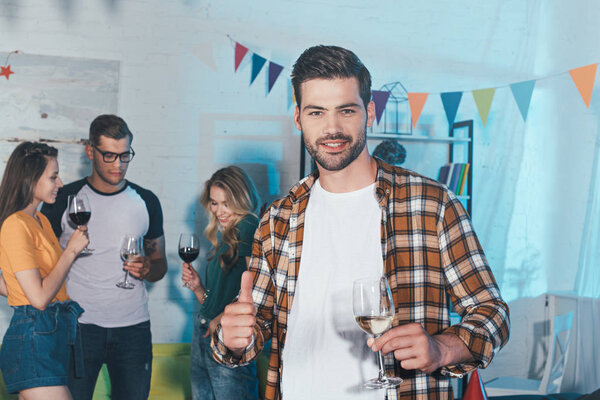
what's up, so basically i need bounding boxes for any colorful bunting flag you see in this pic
[463,370,488,400]
[372,90,391,124]
[268,61,284,93]
[407,93,429,128]
[510,80,536,121]
[569,63,598,108]
[250,54,267,85]
[441,91,463,126]
[234,42,249,72]
[472,88,496,126]
[193,42,217,71]
[229,37,600,124]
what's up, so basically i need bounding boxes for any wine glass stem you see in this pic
[376,349,387,382]
[123,270,130,282]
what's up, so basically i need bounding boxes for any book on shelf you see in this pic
[455,163,467,194]
[437,164,451,185]
[458,163,470,195]
[448,163,462,193]
[437,162,470,195]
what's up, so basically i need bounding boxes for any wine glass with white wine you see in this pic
[353,276,403,389]
[116,234,141,289]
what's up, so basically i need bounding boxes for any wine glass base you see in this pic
[116,281,135,289]
[364,376,403,389]
[80,247,94,255]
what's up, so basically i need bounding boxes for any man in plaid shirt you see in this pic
[212,45,509,400]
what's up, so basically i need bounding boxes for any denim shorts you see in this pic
[0,300,83,394]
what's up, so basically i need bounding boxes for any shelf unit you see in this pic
[367,120,474,216]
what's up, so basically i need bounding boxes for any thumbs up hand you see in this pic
[237,270,254,303]
[220,271,257,354]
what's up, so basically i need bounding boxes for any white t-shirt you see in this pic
[281,179,385,400]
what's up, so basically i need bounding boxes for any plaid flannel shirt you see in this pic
[212,159,510,400]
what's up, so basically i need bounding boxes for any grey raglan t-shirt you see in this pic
[41,178,164,328]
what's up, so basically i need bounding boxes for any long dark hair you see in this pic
[0,142,58,226]
[200,166,259,271]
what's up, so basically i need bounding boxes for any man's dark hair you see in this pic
[89,114,133,146]
[291,45,372,109]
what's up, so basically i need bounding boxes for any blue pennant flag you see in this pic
[268,62,284,93]
[440,91,463,126]
[510,80,536,121]
[372,90,391,124]
[250,54,267,85]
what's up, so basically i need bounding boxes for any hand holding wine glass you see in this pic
[64,225,89,256]
[353,276,402,389]
[116,235,141,289]
[68,194,93,254]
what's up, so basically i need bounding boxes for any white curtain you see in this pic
[575,129,600,298]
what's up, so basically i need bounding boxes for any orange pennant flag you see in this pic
[408,93,429,129]
[569,63,598,108]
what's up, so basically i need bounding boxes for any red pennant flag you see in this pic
[234,42,249,72]
[463,370,488,400]
[569,63,598,108]
[407,93,429,128]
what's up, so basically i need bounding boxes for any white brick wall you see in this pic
[2,0,599,348]
[0,1,304,342]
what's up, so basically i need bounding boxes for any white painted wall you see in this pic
[1,2,599,388]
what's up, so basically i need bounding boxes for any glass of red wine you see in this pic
[117,234,141,289]
[68,194,93,254]
[179,233,200,288]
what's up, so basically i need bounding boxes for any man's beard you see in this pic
[303,125,367,172]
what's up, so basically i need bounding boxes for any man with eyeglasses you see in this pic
[42,114,167,400]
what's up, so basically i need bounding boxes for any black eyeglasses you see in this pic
[93,145,135,163]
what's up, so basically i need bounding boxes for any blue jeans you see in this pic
[191,313,258,400]
[68,321,152,400]
[0,301,83,394]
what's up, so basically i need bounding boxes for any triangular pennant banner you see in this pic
[250,54,267,85]
[472,88,496,126]
[463,370,488,400]
[234,42,249,72]
[440,91,463,126]
[510,80,536,121]
[569,63,598,108]
[268,62,284,93]
[193,42,217,71]
[407,93,429,128]
[371,90,391,124]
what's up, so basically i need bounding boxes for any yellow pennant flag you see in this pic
[472,88,496,127]
[407,93,428,129]
[569,63,598,108]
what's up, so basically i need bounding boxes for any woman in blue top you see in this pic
[182,166,260,400]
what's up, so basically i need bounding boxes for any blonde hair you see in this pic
[200,166,259,271]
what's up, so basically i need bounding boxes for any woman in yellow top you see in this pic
[0,142,89,399]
